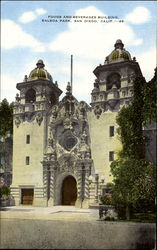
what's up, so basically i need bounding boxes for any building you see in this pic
[11,40,143,207]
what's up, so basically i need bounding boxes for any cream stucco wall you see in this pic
[88,110,122,183]
[11,117,47,188]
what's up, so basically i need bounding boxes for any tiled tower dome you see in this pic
[105,39,132,64]
[28,60,53,81]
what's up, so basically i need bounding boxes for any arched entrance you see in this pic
[61,175,77,205]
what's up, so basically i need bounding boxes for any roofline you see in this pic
[16,79,63,95]
[93,60,143,78]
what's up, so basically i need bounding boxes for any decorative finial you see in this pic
[66,82,72,95]
[114,39,124,49]
[15,93,20,102]
[23,75,27,82]
[55,81,58,87]
[36,59,45,68]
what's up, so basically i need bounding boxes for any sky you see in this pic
[1,1,156,104]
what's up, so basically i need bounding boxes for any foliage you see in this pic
[131,213,156,223]
[142,68,157,125]
[0,186,10,198]
[0,99,13,138]
[110,71,157,219]
[111,158,156,218]
[100,195,112,205]
[117,76,146,159]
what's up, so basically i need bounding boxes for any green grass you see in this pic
[103,213,156,223]
[130,213,156,223]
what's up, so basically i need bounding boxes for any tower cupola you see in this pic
[105,39,131,64]
[28,60,53,81]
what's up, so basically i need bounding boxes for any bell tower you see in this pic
[91,39,143,112]
[88,40,143,185]
[11,60,62,206]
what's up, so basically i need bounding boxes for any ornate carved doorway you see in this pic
[61,176,77,205]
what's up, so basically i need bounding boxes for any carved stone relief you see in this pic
[14,117,21,128]
[94,105,102,119]
[36,112,43,125]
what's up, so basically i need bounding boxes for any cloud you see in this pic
[35,8,47,15]
[1,75,17,103]
[125,7,151,24]
[132,38,143,46]
[47,5,146,102]
[19,8,47,23]
[19,11,36,23]
[137,47,156,81]
[49,6,143,60]
[49,58,96,103]
[1,19,45,52]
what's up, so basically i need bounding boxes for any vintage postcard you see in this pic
[1,1,156,249]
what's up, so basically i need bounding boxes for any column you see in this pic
[43,167,48,201]
[48,167,55,206]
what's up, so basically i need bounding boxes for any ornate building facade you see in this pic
[11,40,143,207]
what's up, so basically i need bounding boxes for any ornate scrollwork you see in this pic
[51,105,58,120]
[63,117,72,130]
[15,117,21,128]
[57,156,75,174]
[36,112,43,125]
[94,105,102,119]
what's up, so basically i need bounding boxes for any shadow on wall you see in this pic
[136,226,155,249]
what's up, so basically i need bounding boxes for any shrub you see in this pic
[100,195,112,205]
[0,186,10,199]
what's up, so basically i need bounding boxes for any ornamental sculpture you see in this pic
[36,112,43,126]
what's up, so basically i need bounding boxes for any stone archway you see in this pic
[61,175,77,205]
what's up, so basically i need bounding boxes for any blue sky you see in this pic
[1,1,156,103]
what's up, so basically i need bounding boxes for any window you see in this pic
[109,126,114,137]
[26,135,30,144]
[26,156,30,165]
[25,88,36,103]
[109,151,114,161]
[107,73,121,91]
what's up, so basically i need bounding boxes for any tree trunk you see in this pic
[126,204,131,220]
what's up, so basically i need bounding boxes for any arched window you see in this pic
[25,89,36,103]
[107,73,121,91]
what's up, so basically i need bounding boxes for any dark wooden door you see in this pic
[21,189,34,205]
[62,176,77,205]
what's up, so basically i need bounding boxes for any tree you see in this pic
[116,76,146,160]
[0,99,13,138]
[111,158,156,219]
[110,70,156,220]
[142,68,157,125]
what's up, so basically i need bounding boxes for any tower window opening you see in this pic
[25,89,36,103]
[26,156,30,165]
[107,73,121,91]
[109,151,114,161]
[109,126,114,137]
[26,135,30,144]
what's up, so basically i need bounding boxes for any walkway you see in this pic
[0,205,99,222]
[0,206,155,249]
